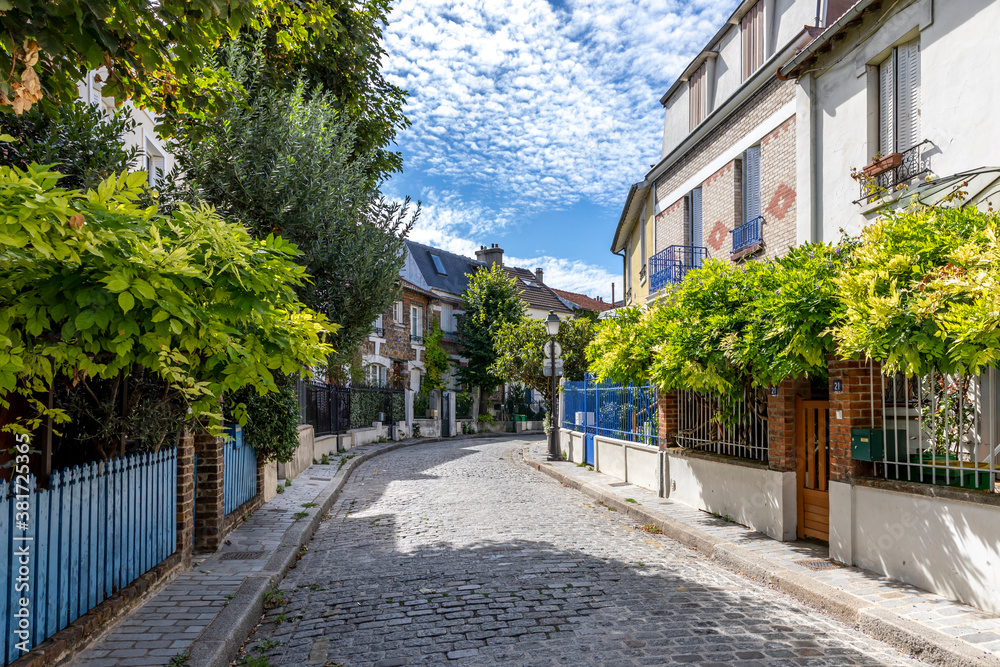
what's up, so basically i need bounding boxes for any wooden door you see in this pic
[796,397,831,541]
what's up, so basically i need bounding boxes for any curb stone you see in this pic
[187,431,539,667]
[522,453,1000,667]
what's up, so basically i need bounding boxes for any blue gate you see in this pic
[562,378,659,467]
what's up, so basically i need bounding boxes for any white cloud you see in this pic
[385,0,735,299]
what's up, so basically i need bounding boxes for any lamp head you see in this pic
[544,311,560,337]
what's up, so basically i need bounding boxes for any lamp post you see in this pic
[544,311,561,460]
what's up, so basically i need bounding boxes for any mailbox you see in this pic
[851,428,883,462]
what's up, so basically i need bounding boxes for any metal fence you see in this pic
[563,379,659,446]
[298,378,404,437]
[223,426,257,514]
[675,388,769,462]
[1,449,177,664]
[649,245,709,292]
[879,368,999,492]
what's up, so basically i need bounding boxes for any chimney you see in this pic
[534,268,544,284]
[474,243,504,267]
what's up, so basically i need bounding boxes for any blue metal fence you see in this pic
[562,379,659,447]
[223,425,257,515]
[730,215,764,254]
[649,245,709,292]
[0,449,176,664]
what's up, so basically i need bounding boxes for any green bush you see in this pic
[223,373,300,464]
[0,165,334,440]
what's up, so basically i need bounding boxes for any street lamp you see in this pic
[544,311,560,460]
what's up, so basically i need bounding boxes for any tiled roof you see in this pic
[552,288,615,312]
[502,266,573,314]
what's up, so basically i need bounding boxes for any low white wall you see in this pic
[559,428,582,462]
[314,435,339,459]
[515,420,544,433]
[593,435,659,493]
[665,449,796,541]
[413,418,440,438]
[262,461,278,502]
[346,423,386,449]
[277,425,316,482]
[831,481,1000,616]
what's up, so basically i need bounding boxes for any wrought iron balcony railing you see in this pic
[410,334,424,344]
[371,327,384,337]
[649,245,709,292]
[730,215,763,256]
[858,140,931,203]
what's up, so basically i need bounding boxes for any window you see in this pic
[440,304,454,332]
[145,139,165,187]
[639,204,647,283]
[689,63,707,130]
[430,253,447,275]
[365,364,387,386]
[392,301,403,323]
[742,145,762,222]
[879,39,921,155]
[410,305,423,338]
[741,1,765,81]
[688,187,703,247]
[372,313,384,336]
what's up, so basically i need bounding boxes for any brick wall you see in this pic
[654,76,795,220]
[760,115,797,260]
[828,357,881,482]
[658,390,678,450]
[766,375,812,473]
[701,160,742,260]
[654,198,688,251]
[193,430,225,552]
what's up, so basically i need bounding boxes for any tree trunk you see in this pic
[470,385,481,432]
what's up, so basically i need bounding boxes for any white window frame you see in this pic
[392,301,403,324]
[639,201,647,285]
[410,305,423,338]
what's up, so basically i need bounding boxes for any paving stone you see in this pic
[235,437,926,666]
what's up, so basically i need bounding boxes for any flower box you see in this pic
[863,152,902,177]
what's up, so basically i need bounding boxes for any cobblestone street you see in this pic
[241,436,924,666]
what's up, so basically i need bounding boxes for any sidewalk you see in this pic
[69,434,498,667]
[522,443,1000,667]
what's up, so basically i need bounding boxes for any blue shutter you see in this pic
[690,187,703,247]
[744,145,761,222]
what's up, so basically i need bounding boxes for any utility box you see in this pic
[851,428,883,462]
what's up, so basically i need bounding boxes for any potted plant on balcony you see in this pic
[862,152,902,177]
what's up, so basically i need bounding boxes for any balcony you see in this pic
[857,140,931,203]
[410,334,424,344]
[442,330,459,342]
[730,215,763,260]
[649,245,709,292]
[371,327,384,338]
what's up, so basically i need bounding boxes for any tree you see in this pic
[458,265,525,415]
[492,317,595,402]
[0,165,334,456]
[0,100,138,190]
[422,321,450,392]
[167,42,416,374]
[0,0,341,126]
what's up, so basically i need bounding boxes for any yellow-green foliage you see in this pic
[0,164,335,435]
[836,207,1000,376]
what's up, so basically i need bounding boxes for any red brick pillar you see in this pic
[658,390,679,450]
[176,431,195,564]
[828,356,882,482]
[193,430,226,552]
[767,375,811,472]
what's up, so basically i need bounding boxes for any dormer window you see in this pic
[430,253,447,275]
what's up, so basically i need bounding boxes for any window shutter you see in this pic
[690,188,703,248]
[895,40,920,152]
[689,64,706,130]
[743,146,762,222]
[879,50,896,154]
[741,1,764,81]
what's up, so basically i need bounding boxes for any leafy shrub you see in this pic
[836,207,1000,376]
[223,373,300,464]
[0,165,334,439]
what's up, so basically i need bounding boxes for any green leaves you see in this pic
[458,264,525,390]
[492,316,595,400]
[0,165,335,434]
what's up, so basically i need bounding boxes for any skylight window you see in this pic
[430,253,447,275]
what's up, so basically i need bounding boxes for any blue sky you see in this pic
[383,0,738,299]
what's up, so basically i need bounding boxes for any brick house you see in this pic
[611,0,854,307]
